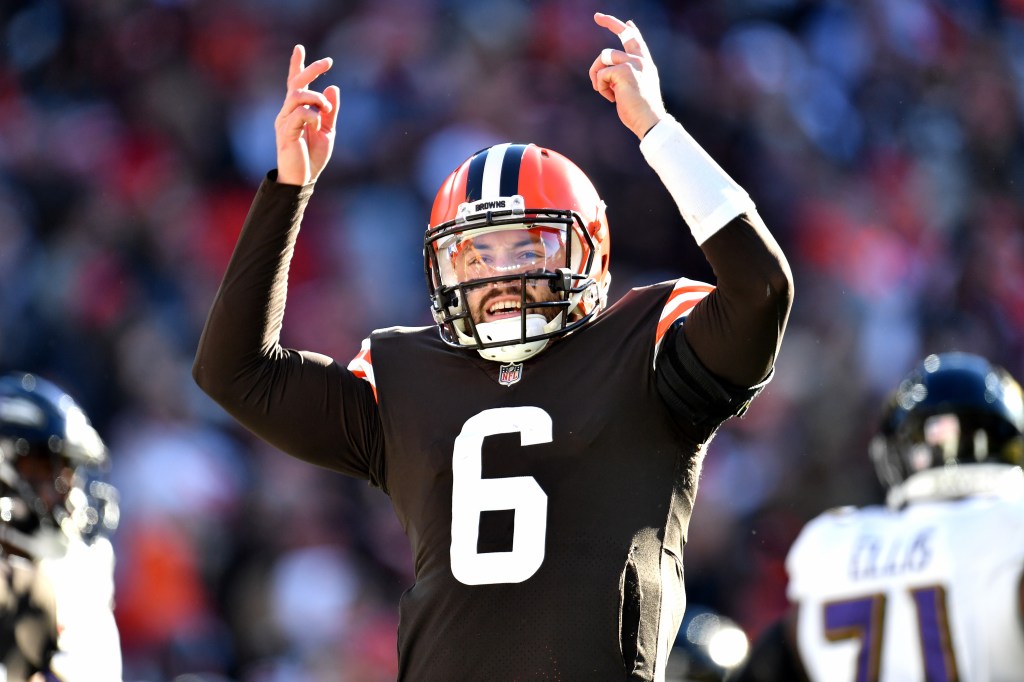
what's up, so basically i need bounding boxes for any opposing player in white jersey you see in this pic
[734,351,1024,682]
[0,372,122,681]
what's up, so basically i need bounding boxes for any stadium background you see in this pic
[1,0,1022,679]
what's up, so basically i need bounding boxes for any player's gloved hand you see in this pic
[589,12,667,140]
[275,44,341,186]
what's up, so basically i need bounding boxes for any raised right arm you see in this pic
[192,47,383,482]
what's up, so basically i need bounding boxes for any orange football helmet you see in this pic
[424,143,611,362]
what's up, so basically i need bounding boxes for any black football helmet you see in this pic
[870,352,1024,491]
[0,372,119,558]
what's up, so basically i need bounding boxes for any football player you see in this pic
[733,352,1024,682]
[193,11,793,680]
[0,372,122,681]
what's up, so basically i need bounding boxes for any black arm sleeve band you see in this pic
[656,321,771,431]
[730,618,808,682]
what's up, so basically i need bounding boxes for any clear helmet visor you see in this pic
[425,210,604,363]
[439,225,569,288]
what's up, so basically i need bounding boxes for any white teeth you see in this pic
[488,301,522,314]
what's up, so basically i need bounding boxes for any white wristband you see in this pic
[639,116,755,245]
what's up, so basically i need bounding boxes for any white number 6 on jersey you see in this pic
[450,407,550,585]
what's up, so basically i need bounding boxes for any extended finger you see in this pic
[594,13,649,57]
[287,45,306,88]
[289,56,334,93]
[618,21,644,51]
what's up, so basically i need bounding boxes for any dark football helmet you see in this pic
[424,143,611,362]
[870,352,1024,492]
[0,372,119,558]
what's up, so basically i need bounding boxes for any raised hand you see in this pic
[275,44,341,186]
[589,12,667,140]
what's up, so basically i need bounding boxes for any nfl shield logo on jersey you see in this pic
[498,362,523,386]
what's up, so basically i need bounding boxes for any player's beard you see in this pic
[469,282,560,325]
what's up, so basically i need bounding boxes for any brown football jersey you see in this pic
[351,283,717,680]
[194,178,791,681]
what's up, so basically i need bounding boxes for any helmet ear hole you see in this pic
[433,289,459,312]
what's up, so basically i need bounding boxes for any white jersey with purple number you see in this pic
[786,466,1024,682]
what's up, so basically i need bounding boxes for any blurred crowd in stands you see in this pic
[2,0,1023,679]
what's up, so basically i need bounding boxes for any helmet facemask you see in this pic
[425,143,611,363]
[425,195,607,362]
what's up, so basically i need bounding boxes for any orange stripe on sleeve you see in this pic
[346,338,378,402]
[654,280,714,351]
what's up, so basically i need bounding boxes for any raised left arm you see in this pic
[591,12,793,389]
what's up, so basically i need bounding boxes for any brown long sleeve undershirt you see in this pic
[682,211,793,389]
[193,175,382,478]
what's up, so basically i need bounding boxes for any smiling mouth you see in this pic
[484,298,524,321]
[475,279,562,324]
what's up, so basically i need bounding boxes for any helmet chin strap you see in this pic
[475,315,550,363]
